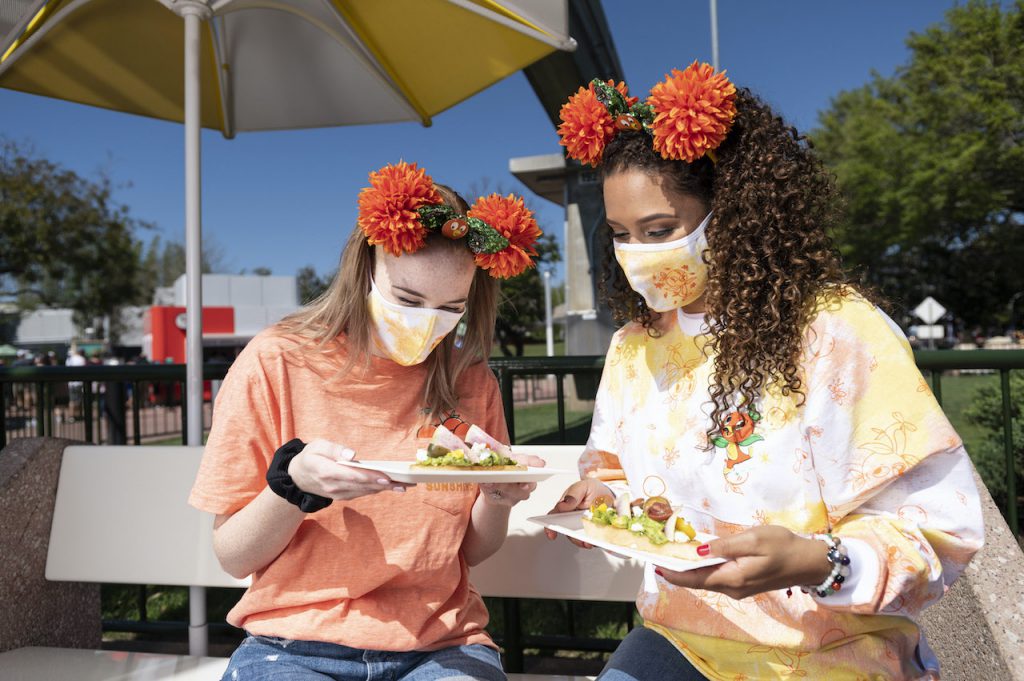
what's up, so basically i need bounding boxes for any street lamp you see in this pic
[543,269,555,357]
[710,0,720,70]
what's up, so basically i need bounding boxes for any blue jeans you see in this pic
[221,633,506,681]
[597,626,707,681]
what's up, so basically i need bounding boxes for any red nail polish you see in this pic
[654,567,664,576]
[697,544,711,557]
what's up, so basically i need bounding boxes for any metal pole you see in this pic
[183,6,205,450]
[544,270,554,357]
[710,0,719,70]
[180,1,209,658]
[1001,370,1019,536]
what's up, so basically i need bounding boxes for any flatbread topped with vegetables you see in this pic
[581,492,701,560]
[414,424,526,470]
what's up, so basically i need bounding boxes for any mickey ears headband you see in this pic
[557,61,737,167]
[357,162,542,280]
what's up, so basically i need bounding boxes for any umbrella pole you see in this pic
[180,1,210,658]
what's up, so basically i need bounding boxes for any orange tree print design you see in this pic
[652,264,698,306]
[658,342,702,410]
[711,407,764,470]
[744,643,810,677]
[845,412,921,493]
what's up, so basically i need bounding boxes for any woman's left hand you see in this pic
[478,453,544,508]
[655,525,832,600]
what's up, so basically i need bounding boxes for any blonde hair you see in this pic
[278,185,499,418]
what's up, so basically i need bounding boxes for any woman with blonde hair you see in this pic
[190,162,543,680]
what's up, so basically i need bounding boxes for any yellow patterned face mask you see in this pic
[613,212,711,312]
[367,280,463,366]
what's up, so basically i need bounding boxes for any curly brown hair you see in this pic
[599,88,853,441]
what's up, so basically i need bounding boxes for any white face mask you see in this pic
[367,279,463,366]
[613,212,711,312]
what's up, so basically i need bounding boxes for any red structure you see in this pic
[144,306,235,364]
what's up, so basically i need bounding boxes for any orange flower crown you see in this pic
[357,162,542,279]
[557,61,737,167]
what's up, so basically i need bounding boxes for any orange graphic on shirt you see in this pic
[659,343,702,410]
[712,408,764,470]
[846,412,920,493]
[744,643,809,677]
[416,413,473,439]
[828,377,848,405]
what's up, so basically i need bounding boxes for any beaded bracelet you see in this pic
[801,533,851,598]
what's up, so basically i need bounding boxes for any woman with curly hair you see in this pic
[189,162,543,680]
[547,64,983,680]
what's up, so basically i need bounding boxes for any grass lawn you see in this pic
[927,371,1001,457]
[511,402,592,445]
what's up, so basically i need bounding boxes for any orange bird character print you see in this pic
[711,407,764,469]
[416,412,472,439]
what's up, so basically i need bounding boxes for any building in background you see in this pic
[9,274,298,362]
[144,274,299,363]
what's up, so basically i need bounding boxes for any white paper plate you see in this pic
[337,459,571,484]
[528,510,727,572]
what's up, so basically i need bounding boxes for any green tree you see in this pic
[296,265,333,304]
[1,140,147,333]
[495,232,561,356]
[136,233,231,304]
[964,373,1023,524]
[812,0,1024,331]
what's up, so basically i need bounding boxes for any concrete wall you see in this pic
[919,468,1024,681]
[172,274,298,309]
[0,438,100,652]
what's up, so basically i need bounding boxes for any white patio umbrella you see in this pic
[1,0,575,654]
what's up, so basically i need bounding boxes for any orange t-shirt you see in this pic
[188,329,508,652]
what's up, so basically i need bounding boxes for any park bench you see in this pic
[0,440,643,680]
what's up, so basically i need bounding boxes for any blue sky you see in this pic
[1,0,967,284]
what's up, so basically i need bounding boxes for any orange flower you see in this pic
[648,61,737,163]
[557,85,615,167]
[468,194,542,279]
[357,162,441,256]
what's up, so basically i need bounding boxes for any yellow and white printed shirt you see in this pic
[580,290,984,680]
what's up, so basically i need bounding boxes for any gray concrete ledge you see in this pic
[0,437,100,652]
[919,468,1024,681]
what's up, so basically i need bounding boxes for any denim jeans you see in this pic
[221,632,506,681]
[596,626,707,681]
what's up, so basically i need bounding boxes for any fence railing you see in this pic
[488,351,1023,537]
[914,350,1023,536]
[2,353,1020,531]
[0,364,229,449]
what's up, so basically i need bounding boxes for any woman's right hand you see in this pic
[544,478,614,548]
[288,439,412,501]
